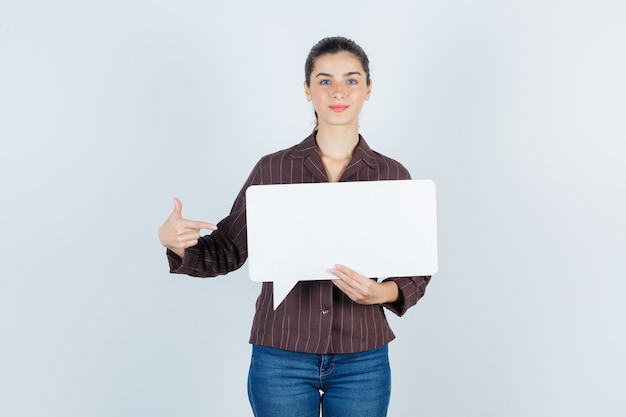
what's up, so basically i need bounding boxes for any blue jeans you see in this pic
[247,344,391,417]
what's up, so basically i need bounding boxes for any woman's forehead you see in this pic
[312,52,365,74]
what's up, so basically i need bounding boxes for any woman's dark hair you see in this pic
[305,36,371,87]
[305,36,371,131]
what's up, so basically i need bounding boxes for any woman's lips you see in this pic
[329,105,349,112]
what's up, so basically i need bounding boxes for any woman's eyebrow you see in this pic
[315,71,363,78]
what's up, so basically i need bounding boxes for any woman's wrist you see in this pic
[378,281,400,304]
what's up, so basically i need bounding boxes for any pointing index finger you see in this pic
[180,219,218,231]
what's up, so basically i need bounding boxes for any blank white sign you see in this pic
[246,179,438,309]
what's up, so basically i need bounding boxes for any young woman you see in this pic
[158,36,431,417]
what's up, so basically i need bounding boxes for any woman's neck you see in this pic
[315,124,360,182]
[315,124,360,160]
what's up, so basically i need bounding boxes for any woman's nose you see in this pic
[332,84,346,98]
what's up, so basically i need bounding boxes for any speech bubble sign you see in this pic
[245,179,438,309]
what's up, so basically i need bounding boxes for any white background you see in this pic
[1,0,624,416]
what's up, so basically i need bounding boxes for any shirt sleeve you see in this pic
[381,275,431,316]
[165,162,262,278]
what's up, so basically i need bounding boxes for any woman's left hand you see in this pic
[330,264,399,305]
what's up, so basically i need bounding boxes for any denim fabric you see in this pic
[248,344,391,417]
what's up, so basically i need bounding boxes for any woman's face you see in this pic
[304,51,372,130]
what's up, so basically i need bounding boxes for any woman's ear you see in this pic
[303,81,312,102]
[365,79,373,101]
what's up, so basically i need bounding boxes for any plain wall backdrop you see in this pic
[1,0,624,416]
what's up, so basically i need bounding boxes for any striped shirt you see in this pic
[166,133,431,354]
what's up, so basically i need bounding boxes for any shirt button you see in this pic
[322,309,329,315]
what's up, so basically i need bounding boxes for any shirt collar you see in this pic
[287,131,379,170]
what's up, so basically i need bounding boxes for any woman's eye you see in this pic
[347,79,358,85]
[320,79,331,85]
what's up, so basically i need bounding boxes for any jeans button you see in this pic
[322,309,329,315]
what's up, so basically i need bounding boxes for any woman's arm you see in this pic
[330,264,430,314]
[160,161,263,277]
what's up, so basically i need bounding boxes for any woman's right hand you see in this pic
[158,197,217,258]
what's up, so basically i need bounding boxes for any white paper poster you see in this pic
[246,180,438,309]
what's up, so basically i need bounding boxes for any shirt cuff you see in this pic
[166,248,183,272]
[381,283,406,316]
[381,276,430,316]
